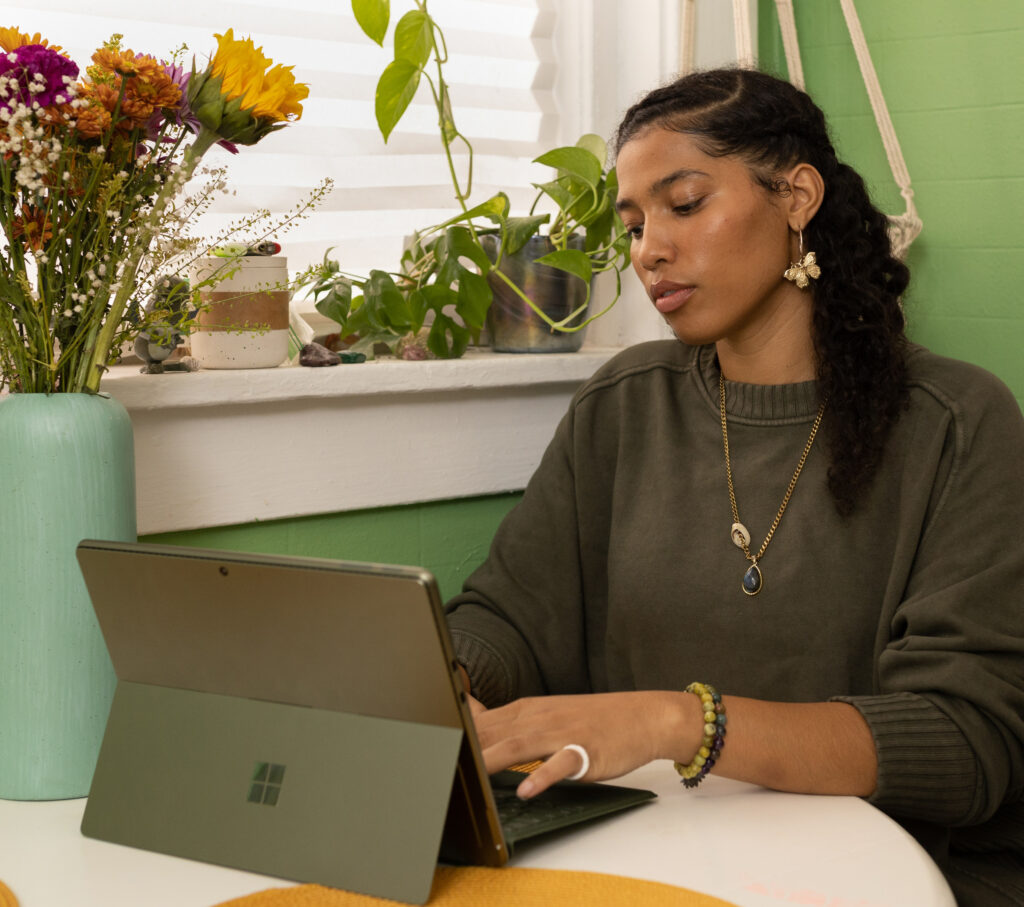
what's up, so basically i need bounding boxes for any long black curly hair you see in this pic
[614,68,910,517]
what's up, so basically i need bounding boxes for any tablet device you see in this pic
[77,540,655,904]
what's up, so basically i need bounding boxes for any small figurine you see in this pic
[135,274,200,374]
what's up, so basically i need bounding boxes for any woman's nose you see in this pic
[634,221,674,271]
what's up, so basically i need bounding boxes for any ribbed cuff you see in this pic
[449,630,515,708]
[832,691,980,823]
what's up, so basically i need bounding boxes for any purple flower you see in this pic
[0,44,78,110]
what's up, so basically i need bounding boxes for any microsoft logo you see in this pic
[248,762,286,806]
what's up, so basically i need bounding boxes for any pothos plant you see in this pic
[302,0,630,359]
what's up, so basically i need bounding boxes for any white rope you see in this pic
[679,0,755,73]
[732,0,755,69]
[838,0,922,256]
[679,0,697,74]
[773,0,805,90]
[838,0,915,210]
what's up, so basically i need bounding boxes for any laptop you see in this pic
[76,540,655,905]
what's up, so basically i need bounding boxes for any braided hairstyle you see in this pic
[614,68,910,517]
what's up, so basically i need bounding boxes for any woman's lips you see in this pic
[651,282,694,314]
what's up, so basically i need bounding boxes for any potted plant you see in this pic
[300,0,630,359]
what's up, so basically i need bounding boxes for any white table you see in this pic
[0,761,954,907]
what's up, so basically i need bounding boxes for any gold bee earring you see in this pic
[783,229,821,289]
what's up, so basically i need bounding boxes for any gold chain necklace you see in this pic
[719,373,826,596]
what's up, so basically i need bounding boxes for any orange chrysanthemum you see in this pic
[87,49,181,127]
[71,98,112,139]
[10,204,54,252]
[0,26,63,55]
[125,59,181,109]
[91,47,144,77]
[83,83,144,130]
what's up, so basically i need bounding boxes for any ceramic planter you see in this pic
[189,256,291,368]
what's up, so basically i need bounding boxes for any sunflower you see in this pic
[0,26,63,55]
[187,29,307,148]
[209,29,307,122]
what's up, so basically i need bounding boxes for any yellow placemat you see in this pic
[0,879,18,907]
[214,866,738,907]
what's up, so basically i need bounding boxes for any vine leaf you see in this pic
[394,10,433,67]
[352,0,389,46]
[376,59,420,141]
[533,248,593,285]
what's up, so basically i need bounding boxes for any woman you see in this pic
[445,69,1024,905]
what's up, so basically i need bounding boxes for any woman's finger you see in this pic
[516,745,589,798]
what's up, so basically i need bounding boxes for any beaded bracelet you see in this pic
[673,682,726,789]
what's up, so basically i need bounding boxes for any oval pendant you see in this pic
[730,522,751,549]
[742,563,763,596]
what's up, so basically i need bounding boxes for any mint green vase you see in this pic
[0,393,136,800]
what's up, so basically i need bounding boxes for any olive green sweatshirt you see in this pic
[445,341,1024,905]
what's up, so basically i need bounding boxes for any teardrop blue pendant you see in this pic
[742,563,763,596]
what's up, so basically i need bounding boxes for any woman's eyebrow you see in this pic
[615,168,710,213]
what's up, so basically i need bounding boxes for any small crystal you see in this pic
[299,342,341,367]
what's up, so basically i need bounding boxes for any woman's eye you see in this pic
[627,224,644,240]
[674,198,702,215]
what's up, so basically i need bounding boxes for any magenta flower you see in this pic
[0,44,78,110]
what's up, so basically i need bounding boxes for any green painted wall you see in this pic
[142,492,522,602]
[759,0,1024,406]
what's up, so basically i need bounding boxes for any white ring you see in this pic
[562,743,590,781]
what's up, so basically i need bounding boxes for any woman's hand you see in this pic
[472,691,700,799]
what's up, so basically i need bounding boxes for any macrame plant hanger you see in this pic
[679,0,922,258]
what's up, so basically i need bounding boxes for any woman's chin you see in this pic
[662,317,716,348]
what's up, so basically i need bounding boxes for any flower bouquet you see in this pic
[0,26,308,394]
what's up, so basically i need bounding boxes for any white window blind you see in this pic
[6,0,559,286]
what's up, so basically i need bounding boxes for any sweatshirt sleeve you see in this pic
[444,404,590,707]
[835,368,1024,828]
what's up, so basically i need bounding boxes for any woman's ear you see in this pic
[783,162,825,230]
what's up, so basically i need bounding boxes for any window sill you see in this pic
[101,348,619,534]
